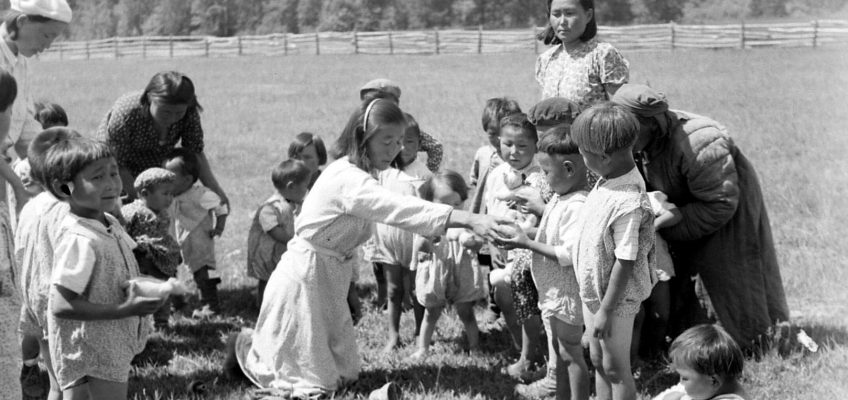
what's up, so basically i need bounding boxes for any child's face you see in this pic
[400,129,420,165]
[674,364,719,400]
[365,123,405,171]
[538,152,573,195]
[281,179,310,203]
[297,144,321,173]
[142,182,175,213]
[431,182,463,209]
[499,126,537,171]
[485,121,500,149]
[15,160,42,195]
[66,157,122,220]
[163,160,194,195]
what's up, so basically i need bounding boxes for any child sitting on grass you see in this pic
[121,167,182,328]
[654,324,748,400]
[163,148,229,314]
[247,159,311,308]
[46,137,159,399]
[410,170,486,360]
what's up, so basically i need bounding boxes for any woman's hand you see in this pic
[513,189,546,217]
[467,213,514,243]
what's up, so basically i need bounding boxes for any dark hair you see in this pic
[669,324,745,380]
[43,137,113,198]
[361,90,399,105]
[163,148,201,183]
[391,112,421,170]
[28,127,81,186]
[272,159,312,191]
[34,101,68,129]
[0,69,17,112]
[419,170,469,202]
[3,11,56,41]
[481,97,522,132]
[140,71,202,112]
[537,0,597,45]
[331,99,406,172]
[538,125,579,155]
[288,132,328,166]
[499,113,538,143]
[571,102,638,154]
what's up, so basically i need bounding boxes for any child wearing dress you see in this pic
[571,102,656,400]
[14,127,80,400]
[653,324,748,400]
[501,125,591,400]
[484,113,550,381]
[247,159,311,308]
[163,148,229,313]
[287,132,327,189]
[121,167,182,328]
[410,170,486,359]
[45,137,159,399]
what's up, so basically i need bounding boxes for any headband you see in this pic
[363,98,381,134]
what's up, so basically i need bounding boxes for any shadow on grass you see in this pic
[341,364,520,399]
[219,285,260,322]
[129,368,252,400]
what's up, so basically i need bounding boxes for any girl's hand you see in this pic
[495,223,529,250]
[592,309,613,339]
[513,189,546,217]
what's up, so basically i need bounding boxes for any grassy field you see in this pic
[28,46,848,399]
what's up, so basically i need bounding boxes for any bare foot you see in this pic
[382,339,400,354]
[406,349,427,362]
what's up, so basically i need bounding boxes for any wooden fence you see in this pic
[40,20,848,60]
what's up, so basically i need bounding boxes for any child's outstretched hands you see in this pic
[494,222,529,250]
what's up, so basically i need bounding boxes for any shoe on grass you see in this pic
[515,366,556,399]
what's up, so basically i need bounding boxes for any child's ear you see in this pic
[710,374,723,387]
[138,188,149,197]
[51,180,72,199]
[562,160,575,176]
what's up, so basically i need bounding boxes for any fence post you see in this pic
[315,31,320,55]
[284,33,288,55]
[434,29,440,55]
[205,37,209,57]
[532,26,538,54]
[85,41,90,60]
[388,30,393,55]
[142,36,146,58]
[812,20,819,48]
[169,35,173,58]
[669,22,675,50]
[113,37,119,59]
[353,30,359,54]
[58,42,63,59]
[478,25,483,53]
[238,36,243,56]
[740,20,746,49]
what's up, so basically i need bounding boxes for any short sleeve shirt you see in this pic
[95,91,204,177]
[535,38,630,107]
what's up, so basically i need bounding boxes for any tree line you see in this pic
[1,0,842,39]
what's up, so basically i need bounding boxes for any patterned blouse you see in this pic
[535,38,630,107]
[418,130,442,172]
[95,91,204,178]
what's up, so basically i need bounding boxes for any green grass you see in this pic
[30,46,848,399]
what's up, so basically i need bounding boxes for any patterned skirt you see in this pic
[509,249,541,323]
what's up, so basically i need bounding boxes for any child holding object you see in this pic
[653,324,748,400]
[163,148,229,314]
[410,170,486,360]
[571,102,656,400]
[45,137,158,399]
[121,167,183,328]
[246,159,311,308]
[500,125,591,400]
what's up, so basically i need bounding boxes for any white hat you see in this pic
[10,0,72,23]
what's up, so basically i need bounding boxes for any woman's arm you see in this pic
[418,130,443,172]
[654,207,682,230]
[196,151,229,208]
[0,157,28,211]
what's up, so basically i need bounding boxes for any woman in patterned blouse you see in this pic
[535,0,630,106]
[95,71,228,205]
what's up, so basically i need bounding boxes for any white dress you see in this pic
[237,158,453,397]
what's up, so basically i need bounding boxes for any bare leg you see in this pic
[455,302,480,351]
[410,305,444,359]
[40,339,63,400]
[383,264,405,353]
[584,305,637,400]
[551,318,590,400]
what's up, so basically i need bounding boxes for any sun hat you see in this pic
[359,78,401,100]
[528,97,583,126]
[10,0,73,23]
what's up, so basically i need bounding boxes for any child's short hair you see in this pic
[571,102,639,154]
[287,132,328,166]
[419,170,469,203]
[481,97,522,131]
[537,126,579,156]
[134,167,176,194]
[141,71,202,112]
[669,324,745,380]
[528,98,582,127]
[164,148,200,183]
[34,101,69,129]
[43,137,112,198]
[271,159,312,191]
[28,127,82,186]
[0,69,17,112]
[499,113,538,143]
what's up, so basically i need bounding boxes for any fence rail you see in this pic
[42,20,848,60]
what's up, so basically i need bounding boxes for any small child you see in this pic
[287,132,327,189]
[45,137,159,398]
[14,127,80,400]
[653,324,748,400]
[163,148,229,313]
[410,170,486,359]
[501,124,591,400]
[12,101,70,196]
[121,167,182,328]
[396,113,432,185]
[247,159,311,308]
[571,102,656,400]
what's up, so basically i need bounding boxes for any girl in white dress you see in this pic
[233,99,511,398]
